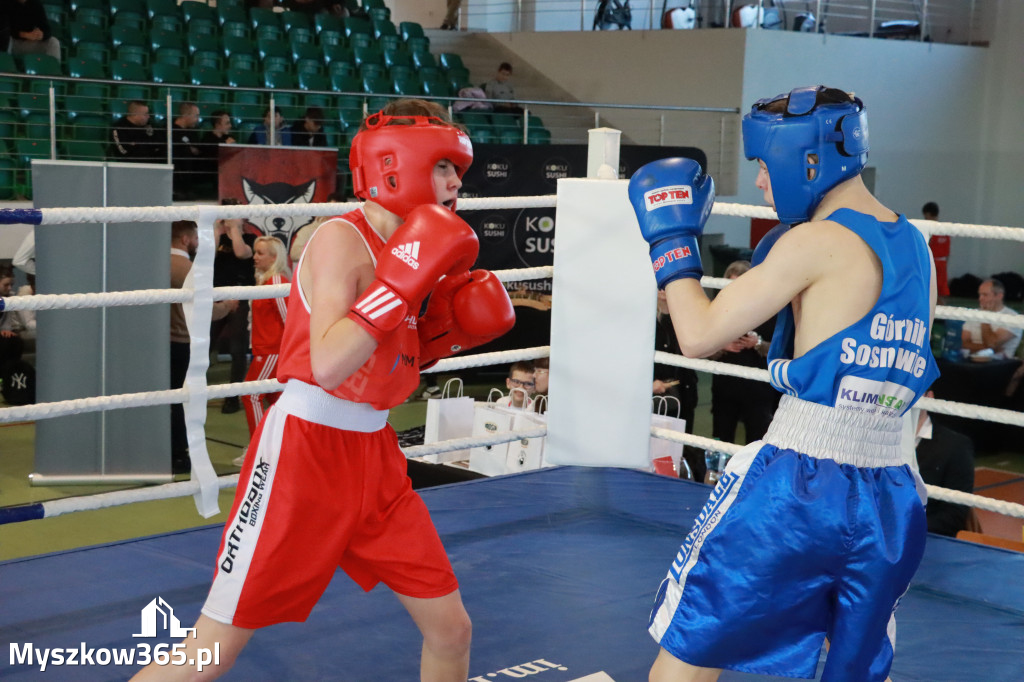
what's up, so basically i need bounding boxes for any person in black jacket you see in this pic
[5,0,61,61]
[290,107,328,147]
[915,393,976,537]
[654,289,702,481]
[109,101,166,163]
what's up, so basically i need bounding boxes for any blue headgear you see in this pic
[742,86,869,225]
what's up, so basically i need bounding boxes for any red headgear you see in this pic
[349,113,474,219]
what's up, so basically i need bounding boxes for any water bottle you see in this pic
[942,319,964,362]
[704,439,729,485]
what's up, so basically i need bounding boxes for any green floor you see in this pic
[1,365,1019,562]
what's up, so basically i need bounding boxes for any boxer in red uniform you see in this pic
[132,99,515,681]
[241,235,290,442]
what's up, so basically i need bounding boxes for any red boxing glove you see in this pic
[348,204,479,341]
[418,269,516,368]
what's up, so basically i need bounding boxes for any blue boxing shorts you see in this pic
[649,396,927,681]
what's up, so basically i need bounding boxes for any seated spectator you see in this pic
[0,266,27,370]
[483,62,524,114]
[248,108,292,146]
[12,229,35,276]
[495,361,535,410]
[914,392,975,537]
[532,357,549,414]
[961,278,1022,359]
[707,260,776,444]
[109,101,166,163]
[7,0,61,62]
[172,102,203,200]
[290,107,328,147]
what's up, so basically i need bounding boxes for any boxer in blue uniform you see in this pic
[629,86,938,682]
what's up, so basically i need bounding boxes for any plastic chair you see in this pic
[190,65,226,87]
[330,73,362,94]
[67,58,107,80]
[69,114,109,143]
[372,19,397,40]
[188,32,221,58]
[295,58,324,78]
[111,60,149,83]
[255,24,284,43]
[66,139,107,161]
[20,55,62,77]
[262,56,293,75]
[319,29,345,50]
[222,35,257,61]
[399,21,425,42]
[264,71,297,91]
[383,48,413,70]
[298,72,331,92]
[353,45,383,68]
[410,50,437,71]
[227,68,260,89]
[249,7,281,31]
[344,16,372,37]
[152,14,184,35]
[292,42,321,64]
[362,74,390,95]
[154,47,188,69]
[68,21,107,47]
[315,14,344,35]
[280,10,311,34]
[323,44,355,66]
[439,53,465,72]
[0,155,18,200]
[527,127,552,145]
[146,0,181,21]
[111,24,148,50]
[258,39,292,62]
[194,88,228,118]
[150,29,185,53]
[187,18,219,38]
[392,75,420,97]
[181,1,217,24]
[152,63,188,85]
[227,53,258,73]
[221,20,251,40]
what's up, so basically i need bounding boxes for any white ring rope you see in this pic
[2,197,1022,530]
[648,426,1024,520]
[8,427,547,522]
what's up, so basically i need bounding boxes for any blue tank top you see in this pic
[766,209,939,417]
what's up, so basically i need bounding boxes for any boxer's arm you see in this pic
[664,222,826,357]
[306,220,379,390]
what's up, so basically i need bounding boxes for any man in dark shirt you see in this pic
[915,393,976,537]
[289,107,328,147]
[109,101,166,163]
[5,0,61,61]
[171,102,203,200]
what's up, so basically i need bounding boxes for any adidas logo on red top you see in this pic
[354,284,404,320]
[644,185,693,210]
[391,241,421,269]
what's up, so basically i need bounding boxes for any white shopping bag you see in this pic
[422,378,475,463]
[468,392,517,476]
[650,395,692,479]
[504,409,547,473]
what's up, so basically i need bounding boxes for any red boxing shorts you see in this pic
[202,380,459,629]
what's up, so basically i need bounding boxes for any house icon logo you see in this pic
[133,597,197,639]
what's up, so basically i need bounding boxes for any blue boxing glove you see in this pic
[628,158,716,288]
[751,222,791,267]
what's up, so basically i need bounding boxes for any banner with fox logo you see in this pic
[218,145,339,253]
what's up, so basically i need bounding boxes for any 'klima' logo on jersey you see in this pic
[645,185,692,209]
[354,285,404,320]
[391,242,421,269]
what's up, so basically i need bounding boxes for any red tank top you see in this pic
[251,273,289,355]
[276,209,421,410]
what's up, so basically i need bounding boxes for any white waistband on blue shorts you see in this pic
[762,395,905,468]
[274,379,389,432]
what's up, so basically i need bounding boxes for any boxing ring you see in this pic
[2,138,1024,679]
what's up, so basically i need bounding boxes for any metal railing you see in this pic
[0,72,740,200]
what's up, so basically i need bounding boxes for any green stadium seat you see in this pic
[359,63,385,81]
[191,50,223,71]
[188,33,221,58]
[256,23,284,43]
[330,73,361,94]
[150,29,185,53]
[195,88,228,118]
[439,53,465,71]
[70,115,108,143]
[295,58,324,77]
[187,18,219,38]
[151,63,188,85]
[23,113,56,143]
[217,6,248,28]
[116,45,150,68]
[0,110,18,153]
[411,51,437,71]
[111,11,147,33]
[392,75,419,97]
[72,80,109,100]
[258,39,292,61]
[527,127,552,145]
[368,7,391,23]
[71,0,105,12]
[190,65,226,87]
[20,54,62,77]
[344,16,372,37]
[227,67,260,89]
[469,125,495,145]
[405,36,430,54]
[181,1,216,24]
[456,111,491,127]
[280,11,311,33]
[329,60,356,78]
[221,20,251,40]
[262,56,292,75]
[388,64,415,83]
[250,7,280,30]
[315,14,344,35]
[362,74,390,95]
[448,69,472,93]
[68,21,107,47]
[499,128,524,144]
[228,53,258,73]
[372,19,397,40]
[290,26,316,48]
[366,96,390,113]
[111,24,147,50]
[154,47,188,69]
[323,44,354,66]
[400,22,425,42]
[383,48,412,70]
[0,155,17,200]
[292,41,321,63]
[66,139,107,160]
[298,72,331,92]
[151,13,184,34]
[222,35,256,60]
[110,0,148,18]
[67,58,107,80]
[264,71,297,90]
[74,6,108,29]
[353,45,382,68]
[146,0,181,21]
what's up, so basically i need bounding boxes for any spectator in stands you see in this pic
[109,101,166,163]
[197,110,236,196]
[961,278,1023,359]
[170,221,237,473]
[12,230,35,276]
[484,62,524,114]
[707,260,776,444]
[914,391,975,537]
[290,107,328,147]
[442,0,463,30]
[496,361,535,410]
[172,102,203,200]
[248,108,292,146]
[6,0,61,62]
[922,202,950,302]
[210,199,256,415]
